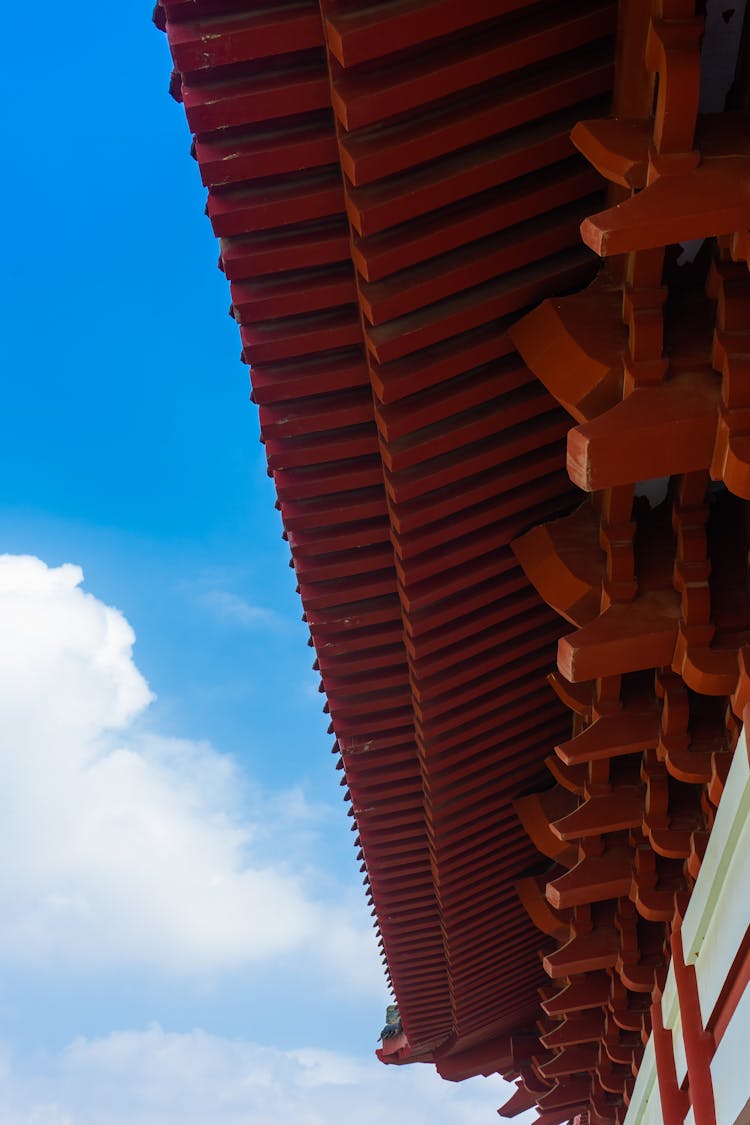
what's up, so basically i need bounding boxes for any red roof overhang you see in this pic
[156,3,750,1122]
[155,0,617,1068]
[154,0,618,1083]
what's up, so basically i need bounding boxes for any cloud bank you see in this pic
[0,555,379,986]
[0,1026,513,1125]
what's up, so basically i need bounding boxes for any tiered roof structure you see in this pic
[155,2,750,1122]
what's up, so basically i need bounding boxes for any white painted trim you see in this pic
[693,810,750,1028]
[626,723,750,1125]
[681,725,750,1028]
[660,963,688,1089]
[711,982,750,1125]
[681,728,750,969]
[624,1036,658,1125]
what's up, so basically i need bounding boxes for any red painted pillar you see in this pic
[651,991,690,1125]
[671,920,717,1125]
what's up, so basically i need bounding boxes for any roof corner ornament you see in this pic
[379,1005,402,1041]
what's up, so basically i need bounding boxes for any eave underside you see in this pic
[157,1,750,1122]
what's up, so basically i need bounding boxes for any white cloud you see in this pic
[195,589,280,629]
[0,1027,517,1125]
[0,555,379,988]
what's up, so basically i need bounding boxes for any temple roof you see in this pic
[155,2,750,1121]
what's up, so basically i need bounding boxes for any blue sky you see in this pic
[0,5,523,1122]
